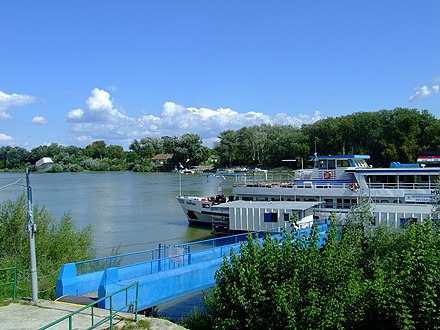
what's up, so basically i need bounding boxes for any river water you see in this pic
[0,171,233,256]
[0,171,234,320]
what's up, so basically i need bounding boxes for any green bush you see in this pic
[187,211,440,329]
[0,195,95,300]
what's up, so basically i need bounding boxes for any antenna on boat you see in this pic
[178,162,183,196]
[314,137,318,157]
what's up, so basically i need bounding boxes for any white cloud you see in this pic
[67,109,85,121]
[0,90,38,119]
[0,133,13,141]
[67,88,129,123]
[66,88,321,147]
[32,116,47,124]
[409,77,440,101]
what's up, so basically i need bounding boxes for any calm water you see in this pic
[1,171,235,319]
[0,171,233,257]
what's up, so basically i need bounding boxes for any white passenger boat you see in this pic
[177,154,440,226]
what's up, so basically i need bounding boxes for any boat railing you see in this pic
[233,172,295,185]
[368,182,436,190]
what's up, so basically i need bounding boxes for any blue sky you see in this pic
[1,1,439,149]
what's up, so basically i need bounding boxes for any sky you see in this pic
[1,1,439,150]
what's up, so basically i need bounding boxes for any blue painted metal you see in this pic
[57,224,328,311]
[309,155,370,160]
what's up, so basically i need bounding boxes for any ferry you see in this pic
[177,154,440,226]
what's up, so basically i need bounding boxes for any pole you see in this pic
[179,170,182,196]
[178,162,182,196]
[26,169,38,303]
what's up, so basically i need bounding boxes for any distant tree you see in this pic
[105,145,125,160]
[0,146,30,169]
[85,140,107,159]
[215,130,239,166]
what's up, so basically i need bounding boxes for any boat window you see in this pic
[400,217,417,228]
[328,160,336,169]
[324,199,333,208]
[284,213,290,222]
[353,159,368,168]
[264,212,278,223]
[337,198,343,209]
[337,160,350,168]
[317,160,327,169]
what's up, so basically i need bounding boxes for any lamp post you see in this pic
[26,157,54,303]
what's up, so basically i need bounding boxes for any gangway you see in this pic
[56,224,328,312]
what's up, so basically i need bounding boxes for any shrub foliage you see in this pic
[187,211,440,329]
[0,195,95,300]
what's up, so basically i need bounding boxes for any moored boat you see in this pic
[177,154,440,228]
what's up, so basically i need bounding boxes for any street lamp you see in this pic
[26,157,54,303]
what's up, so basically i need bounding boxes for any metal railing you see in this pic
[0,267,16,300]
[75,227,283,274]
[368,182,436,190]
[40,282,139,330]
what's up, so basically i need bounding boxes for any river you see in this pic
[0,171,234,320]
[0,171,233,256]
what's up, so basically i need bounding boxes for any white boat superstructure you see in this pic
[177,154,440,227]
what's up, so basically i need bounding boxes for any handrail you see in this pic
[75,227,282,274]
[0,267,16,300]
[39,282,139,330]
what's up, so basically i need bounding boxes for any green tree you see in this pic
[84,140,107,159]
[215,130,239,166]
[0,146,30,169]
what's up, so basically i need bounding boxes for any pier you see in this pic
[56,224,328,313]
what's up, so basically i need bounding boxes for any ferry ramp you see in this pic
[56,225,328,312]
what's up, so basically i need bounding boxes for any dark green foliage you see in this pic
[363,222,440,329]
[0,195,95,300]
[214,108,440,168]
[187,211,440,329]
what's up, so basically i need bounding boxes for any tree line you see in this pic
[1,108,439,172]
[215,107,440,168]
[0,133,209,172]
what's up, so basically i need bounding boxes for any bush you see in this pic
[190,211,440,329]
[0,195,95,300]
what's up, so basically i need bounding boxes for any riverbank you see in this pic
[0,300,187,329]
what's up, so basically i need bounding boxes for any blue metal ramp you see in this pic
[56,224,328,312]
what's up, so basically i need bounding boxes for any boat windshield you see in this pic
[351,159,369,168]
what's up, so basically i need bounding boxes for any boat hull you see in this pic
[177,196,228,225]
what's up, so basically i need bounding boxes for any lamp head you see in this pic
[33,157,54,173]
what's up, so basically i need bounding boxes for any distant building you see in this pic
[151,153,174,165]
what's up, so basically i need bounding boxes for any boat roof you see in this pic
[372,203,434,214]
[309,154,370,160]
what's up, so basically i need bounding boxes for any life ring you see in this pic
[349,183,359,191]
[323,171,332,179]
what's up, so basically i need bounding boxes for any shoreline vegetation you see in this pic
[1,108,439,173]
